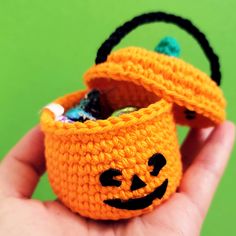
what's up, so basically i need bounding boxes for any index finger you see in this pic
[180,121,235,217]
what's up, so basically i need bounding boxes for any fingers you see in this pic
[180,121,235,217]
[0,126,45,198]
[181,127,213,171]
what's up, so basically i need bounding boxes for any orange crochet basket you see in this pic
[41,92,181,220]
[40,12,226,220]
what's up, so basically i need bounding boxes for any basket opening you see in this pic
[85,77,160,118]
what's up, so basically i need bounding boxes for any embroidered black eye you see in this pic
[148,153,166,176]
[99,168,122,187]
[184,109,196,120]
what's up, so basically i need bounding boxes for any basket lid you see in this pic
[84,47,226,127]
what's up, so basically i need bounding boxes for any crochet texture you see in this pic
[40,11,226,220]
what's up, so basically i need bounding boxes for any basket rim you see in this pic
[40,90,173,135]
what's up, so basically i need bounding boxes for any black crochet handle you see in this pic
[96,12,221,85]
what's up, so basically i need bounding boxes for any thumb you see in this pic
[0,126,45,198]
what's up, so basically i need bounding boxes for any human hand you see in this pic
[0,121,234,236]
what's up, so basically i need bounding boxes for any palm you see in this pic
[1,193,199,236]
[0,123,234,236]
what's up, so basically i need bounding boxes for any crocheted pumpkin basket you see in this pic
[40,12,226,220]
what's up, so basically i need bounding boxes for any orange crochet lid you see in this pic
[84,47,226,127]
[84,12,226,128]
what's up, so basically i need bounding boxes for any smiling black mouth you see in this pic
[103,179,168,210]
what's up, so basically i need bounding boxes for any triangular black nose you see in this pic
[130,174,147,191]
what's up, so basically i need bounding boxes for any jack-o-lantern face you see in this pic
[42,90,183,220]
[100,153,168,210]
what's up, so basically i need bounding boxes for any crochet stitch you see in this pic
[155,36,181,57]
[95,12,221,85]
[40,12,226,220]
[41,91,182,219]
[85,47,225,127]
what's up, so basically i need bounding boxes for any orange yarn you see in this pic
[85,47,226,128]
[40,46,225,220]
[41,90,182,220]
